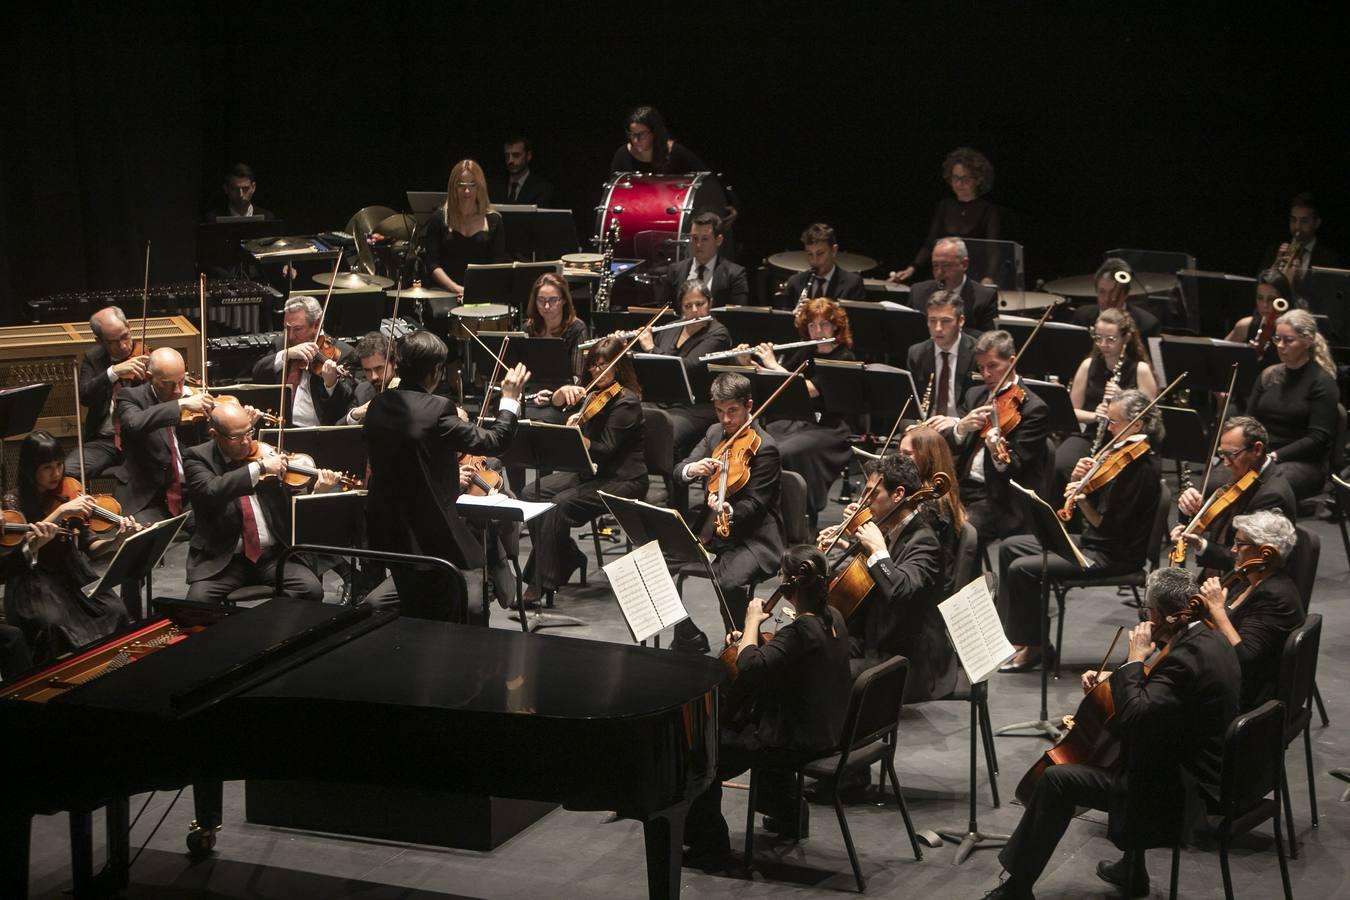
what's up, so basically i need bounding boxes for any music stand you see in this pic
[839,300,929,366]
[0,383,52,493]
[512,337,575,391]
[998,317,1090,383]
[590,310,677,337]
[493,203,538,261]
[290,491,367,604]
[220,384,294,426]
[534,209,582,260]
[463,263,515,307]
[995,482,1088,742]
[711,306,798,346]
[707,366,813,423]
[1305,265,1350,341]
[1177,267,1258,336]
[632,354,696,405]
[1024,379,1079,435]
[294,286,386,337]
[1157,335,1262,399]
[857,364,922,426]
[260,425,367,484]
[86,514,188,620]
[1157,405,1210,487]
[456,494,554,633]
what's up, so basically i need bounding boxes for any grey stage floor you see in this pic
[22,485,1350,899]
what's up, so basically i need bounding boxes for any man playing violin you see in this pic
[986,567,1240,900]
[181,402,340,604]
[930,329,1050,543]
[996,390,1162,673]
[670,372,784,655]
[343,331,398,425]
[66,306,151,482]
[1171,416,1297,572]
[251,297,356,427]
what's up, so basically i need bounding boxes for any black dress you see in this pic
[421,209,507,285]
[1,494,126,667]
[765,344,854,515]
[910,195,1005,272]
[609,142,707,174]
[1247,361,1339,499]
[1226,571,1305,710]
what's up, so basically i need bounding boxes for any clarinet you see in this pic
[593,220,619,313]
[921,373,935,418]
[1090,355,1126,453]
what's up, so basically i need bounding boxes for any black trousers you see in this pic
[665,403,718,461]
[997,534,1120,646]
[1277,458,1325,500]
[684,743,801,854]
[999,763,1113,888]
[185,552,323,604]
[524,472,646,591]
[63,438,121,483]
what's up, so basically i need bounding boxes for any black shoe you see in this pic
[1096,855,1149,897]
[671,626,711,655]
[983,880,1035,900]
[997,644,1056,674]
[559,545,589,586]
[762,803,808,839]
[682,843,731,872]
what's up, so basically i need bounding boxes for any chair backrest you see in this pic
[1285,526,1320,613]
[1333,404,1347,474]
[642,406,675,476]
[1220,699,1286,818]
[1277,614,1322,732]
[779,470,810,545]
[1147,479,1173,570]
[951,520,982,591]
[838,655,909,757]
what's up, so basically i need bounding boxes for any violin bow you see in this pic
[1197,362,1240,499]
[199,273,209,391]
[580,305,672,394]
[820,399,912,556]
[313,249,344,339]
[990,299,1062,398]
[716,359,809,454]
[72,361,87,496]
[140,241,151,351]
[477,336,510,428]
[383,262,403,392]
[467,329,511,372]
[1097,625,1126,674]
[277,325,290,456]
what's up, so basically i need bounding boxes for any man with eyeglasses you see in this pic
[656,211,748,309]
[773,223,866,310]
[1070,257,1161,338]
[907,289,979,420]
[902,237,998,333]
[181,401,340,604]
[1170,415,1297,573]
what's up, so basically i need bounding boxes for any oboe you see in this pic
[698,338,833,363]
[1090,355,1126,453]
[921,373,935,418]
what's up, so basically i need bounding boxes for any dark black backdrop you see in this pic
[4,3,1347,324]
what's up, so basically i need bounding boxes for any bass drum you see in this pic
[595,172,726,263]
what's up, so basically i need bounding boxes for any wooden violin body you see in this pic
[1169,468,1258,565]
[1,510,76,546]
[460,454,504,497]
[47,477,125,534]
[1057,437,1150,521]
[248,441,362,492]
[575,382,622,428]
[707,427,762,538]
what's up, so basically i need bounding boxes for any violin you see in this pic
[1057,437,1150,521]
[1,510,77,546]
[180,388,282,426]
[575,382,623,428]
[308,333,349,377]
[460,454,504,497]
[1168,468,1258,566]
[247,441,363,491]
[981,381,1024,465]
[46,477,128,534]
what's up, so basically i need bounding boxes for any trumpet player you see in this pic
[1263,192,1340,292]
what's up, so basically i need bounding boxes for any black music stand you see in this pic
[854,364,922,425]
[1305,265,1350,341]
[839,300,929,365]
[995,482,1088,742]
[711,306,798,346]
[997,318,1090,383]
[494,203,538,262]
[87,514,188,621]
[809,360,921,427]
[534,209,582,260]
[457,494,554,633]
[1158,336,1262,400]
[0,383,52,494]
[1024,379,1079,435]
[512,337,575,391]
[322,286,387,337]
[1177,268,1258,336]
[707,365,813,423]
[291,491,366,604]
[215,384,294,425]
[1158,405,1209,464]
[632,354,697,405]
[254,424,366,482]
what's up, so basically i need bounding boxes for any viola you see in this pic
[46,477,127,534]
[1057,436,1151,522]
[0,510,77,546]
[575,382,623,428]
[706,427,762,539]
[1168,468,1259,566]
[980,381,1025,465]
[460,453,504,497]
[247,441,362,491]
[1186,550,1278,623]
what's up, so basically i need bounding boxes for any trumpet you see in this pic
[699,338,833,363]
[577,316,713,350]
[1113,269,1132,286]
[1275,236,1307,283]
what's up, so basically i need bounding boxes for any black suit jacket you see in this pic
[250,336,357,425]
[1107,624,1240,848]
[656,255,749,309]
[362,383,518,570]
[1195,463,1298,571]
[905,333,979,417]
[907,278,999,334]
[678,421,784,573]
[1227,571,1305,710]
[491,171,554,208]
[114,382,204,517]
[182,441,293,582]
[949,381,1051,530]
[774,268,866,310]
[78,345,120,438]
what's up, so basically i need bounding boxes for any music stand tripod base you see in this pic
[510,590,587,631]
[936,680,1011,865]
[996,545,1067,742]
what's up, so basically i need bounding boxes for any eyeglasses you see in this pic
[454,181,477,189]
[222,428,254,443]
[1216,446,1253,461]
[1270,335,1302,346]
[1090,333,1121,345]
[536,296,562,307]
[1231,539,1257,549]
[627,128,653,140]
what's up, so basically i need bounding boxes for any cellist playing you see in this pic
[670,372,785,655]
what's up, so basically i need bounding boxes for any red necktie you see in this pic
[936,351,952,417]
[165,428,183,515]
[112,381,124,451]
[239,495,262,563]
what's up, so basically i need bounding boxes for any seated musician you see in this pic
[1070,257,1162,338]
[998,389,1162,673]
[984,567,1240,900]
[682,546,851,871]
[773,223,866,310]
[636,281,732,457]
[1195,510,1305,711]
[931,329,1050,543]
[670,372,784,654]
[907,289,979,420]
[889,146,1004,285]
[1052,308,1159,497]
[523,338,646,602]
[1224,269,1297,344]
[816,453,951,699]
[363,331,529,623]
[523,272,590,425]
[116,348,213,526]
[1261,192,1342,300]
[250,297,356,427]
[182,402,338,604]
[656,212,749,309]
[2,432,135,666]
[1171,416,1297,572]
[422,159,507,299]
[732,298,853,522]
[899,423,968,595]
[492,135,554,207]
[206,162,275,221]
[903,237,998,333]
[1247,308,1339,500]
[343,331,397,425]
[66,306,151,482]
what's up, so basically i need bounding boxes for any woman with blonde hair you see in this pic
[1247,308,1340,499]
[423,159,506,298]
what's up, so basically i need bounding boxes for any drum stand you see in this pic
[995,546,1065,742]
[936,680,1010,864]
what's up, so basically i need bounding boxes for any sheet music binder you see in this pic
[598,492,711,565]
[83,514,188,598]
[291,491,366,548]
[939,574,1017,685]
[710,306,798,346]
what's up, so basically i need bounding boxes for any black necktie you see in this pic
[508,180,519,202]
[937,351,951,417]
[811,275,824,298]
[696,263,707,284]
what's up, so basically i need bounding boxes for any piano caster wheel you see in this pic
[186,821,219,857]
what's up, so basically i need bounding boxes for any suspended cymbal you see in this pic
[385,284,455,299]
[766,250,878,274]
[1042,272,1179,298]
[312,271,395,290]
[345,205,397,275]
[244,235,313,253]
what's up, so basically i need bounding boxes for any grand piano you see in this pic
[1,599,724,899]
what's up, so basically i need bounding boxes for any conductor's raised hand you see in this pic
[501,363,531,401]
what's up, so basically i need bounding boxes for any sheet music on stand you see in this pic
[603,540,691,643]
[456,493,553,523]
[939,575,1016,684]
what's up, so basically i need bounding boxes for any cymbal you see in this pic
[376,213,418,242]
[385,284,455,300]
[312,271,395,290]
[998,289,1064,311]
[1042,272,1180,298]
[244,235,312,253]
[767,250,878,274]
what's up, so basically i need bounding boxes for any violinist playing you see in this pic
[1171,416,1296,573]
[985,567,1240,900]
[669,373,784,655]
[931,329,1050,543]
[67,306,150,482]
[342,331,398,425]
[997,389,1162,673]
[1194,510,1304,710]
[251,297,356,427]
[682,546,850,872]
[523,338,646,603]
[181,402,340,605]
[1,432,136,667]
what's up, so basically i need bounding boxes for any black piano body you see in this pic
[1,600,724,899]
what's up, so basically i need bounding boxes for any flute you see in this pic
[577,316,713,350]
[699,338,833,363]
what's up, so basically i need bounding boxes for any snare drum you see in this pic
[450,303,513,337]
[595,172,724,261]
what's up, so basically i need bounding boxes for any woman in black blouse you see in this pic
[735,298,855,520]
[1247,308,1339,499]
[683,545,851,870]
[891,147,1004,284]
[609,105,708,174]
[422,159,506,298]
[522,273,590,426]
[1195,509,1304,710]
